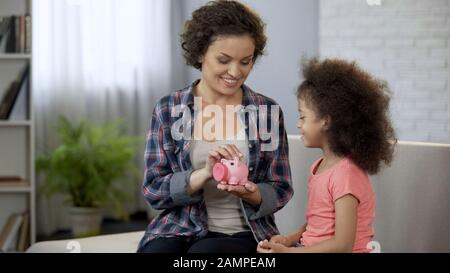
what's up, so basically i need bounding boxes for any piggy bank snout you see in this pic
[213,163,228,181]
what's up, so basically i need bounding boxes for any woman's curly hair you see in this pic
[181,0,267,70]
[297,58,397,175]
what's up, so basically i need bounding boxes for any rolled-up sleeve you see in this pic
[142,100,201,210]
[169,170,202,205]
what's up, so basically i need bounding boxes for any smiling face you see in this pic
[297,98,328,148]
[198,34,255,97]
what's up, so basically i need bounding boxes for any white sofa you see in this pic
[26,231,144,253]
[27,135,450,253]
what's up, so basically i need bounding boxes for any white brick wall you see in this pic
[319,0,450,143]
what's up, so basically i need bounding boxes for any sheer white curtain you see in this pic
[33,0,181,235]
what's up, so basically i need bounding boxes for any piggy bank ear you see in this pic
[233,157,240,166]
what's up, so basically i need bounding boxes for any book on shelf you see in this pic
[0,17,11,45]
[17,212,29,252]
[0,17,11,52]
[0,27,11,53]
[8,73,29,120]
[25,15,31,54]
[0,176,28,188]
[0,14,31,54]
[0,176,23,182]
[19,15,25,54]
[0,212,24,252]
[0,64,30,120]
[5,15,15,53]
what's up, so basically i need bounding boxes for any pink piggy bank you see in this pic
[212,157,249,185]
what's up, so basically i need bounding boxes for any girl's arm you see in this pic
[286,223,307,245]
[289,194,358,253]
[259,194,358,253]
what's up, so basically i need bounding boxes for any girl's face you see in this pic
[297,98,328,148]
[199,34,255,97]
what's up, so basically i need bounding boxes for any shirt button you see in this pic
[249,167,254,171]
[248,144,253,148]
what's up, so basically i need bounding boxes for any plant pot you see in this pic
[68,206,102,237]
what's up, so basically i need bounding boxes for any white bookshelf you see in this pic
[0,0,35,251]
[0,186,32,193]
[0,53,31,60]
[0,120,32,126]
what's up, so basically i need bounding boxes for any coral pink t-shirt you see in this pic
[300,157,375,253]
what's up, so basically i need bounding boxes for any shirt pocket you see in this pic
[162,128,181,172]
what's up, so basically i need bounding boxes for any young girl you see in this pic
[257,58,396,253]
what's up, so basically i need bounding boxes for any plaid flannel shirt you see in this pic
[137,80,293,251]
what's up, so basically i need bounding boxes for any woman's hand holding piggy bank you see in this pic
[212,157,249,185]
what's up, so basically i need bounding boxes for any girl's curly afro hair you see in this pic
[297,58,397,175]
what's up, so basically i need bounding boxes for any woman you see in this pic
[137,0,293,253]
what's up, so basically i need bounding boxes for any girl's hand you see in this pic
[269,234,291,247]
[257,240,290,253]
[204,144,243,177]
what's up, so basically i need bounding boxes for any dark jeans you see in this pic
[137,231,257,253]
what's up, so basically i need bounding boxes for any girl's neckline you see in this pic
[311,157,346,177]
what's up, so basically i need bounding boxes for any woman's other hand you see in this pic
[204,144,243,177]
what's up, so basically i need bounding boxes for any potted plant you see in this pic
[36,116,141,237]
